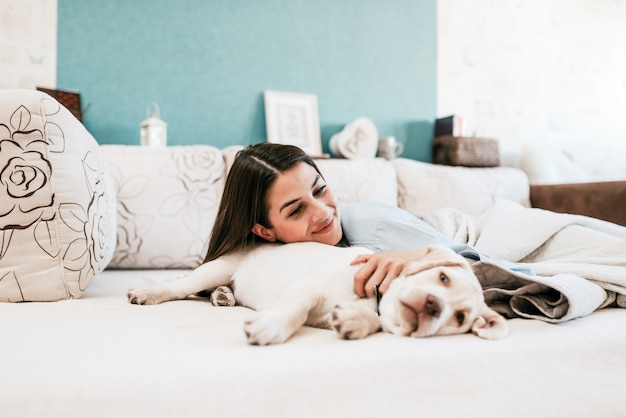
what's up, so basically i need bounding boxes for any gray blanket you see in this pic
[424,200,626,322]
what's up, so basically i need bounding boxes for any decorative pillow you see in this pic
[220,146,399,206]
[517,143,589,185]
[392,158,530,216]
[101,145,225,269]
[316,158,397,206]
[0,89,117,302]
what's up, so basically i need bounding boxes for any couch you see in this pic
[530,180,626,227]
[519,140,626,226]
[2,89,626,418]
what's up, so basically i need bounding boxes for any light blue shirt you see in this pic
[340,201,531,274]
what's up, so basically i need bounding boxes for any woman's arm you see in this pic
[340,202,485,298]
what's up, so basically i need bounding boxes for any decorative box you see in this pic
[432,135,500,167]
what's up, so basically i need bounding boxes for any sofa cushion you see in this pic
[392,158,530,216]
[101,145,225,269]
[316,158,397,206]
[221,148,398,207]
[0,89,117,301]
[517,141,626,184]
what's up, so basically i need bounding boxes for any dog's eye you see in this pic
[439,273,449,284]
[455,311,465,325]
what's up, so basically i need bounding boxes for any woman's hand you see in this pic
[351,248,428,298]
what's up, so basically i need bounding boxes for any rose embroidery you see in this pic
[159,149,222,234]
[172,150,222,193]
[81,150,112,271]
[0,139,55,230]
[110,202,143,267]
[59,189,112,289]
[106,162,147,268]
[60,153,113,289]
[87,189,110,272]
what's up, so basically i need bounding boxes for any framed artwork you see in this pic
[263,90,322,156]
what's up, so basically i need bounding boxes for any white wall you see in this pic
[438,0,626,180]
[0,0,56,89]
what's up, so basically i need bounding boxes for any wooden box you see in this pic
[37,87,83,121]
[432,135,500,167]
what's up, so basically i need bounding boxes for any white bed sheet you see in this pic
[2,269,626,418]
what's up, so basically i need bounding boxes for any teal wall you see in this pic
[57,0,436,161]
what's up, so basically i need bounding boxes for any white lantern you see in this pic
[140,102,167,146]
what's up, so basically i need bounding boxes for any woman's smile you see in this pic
[313,215,336,235]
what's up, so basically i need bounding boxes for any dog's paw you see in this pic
[127,287,161,305]
[243,311,293,345]
[331,303,379,340]
[210,286,236,307]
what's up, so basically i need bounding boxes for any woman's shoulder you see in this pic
[339,201,459,252]
[339,202,419,251]
[339,201,413,222]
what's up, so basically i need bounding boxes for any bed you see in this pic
[2,88,626,418]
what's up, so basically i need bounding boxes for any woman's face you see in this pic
[252,162,343,246]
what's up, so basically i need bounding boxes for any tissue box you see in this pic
[432,135,500,167]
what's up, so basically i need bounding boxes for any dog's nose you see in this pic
[425,295,441,318]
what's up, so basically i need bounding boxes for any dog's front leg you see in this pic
[243,282,322,345]
[331,300,381,340]
[128,254,242,305]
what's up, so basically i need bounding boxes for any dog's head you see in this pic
[378,245,508,340]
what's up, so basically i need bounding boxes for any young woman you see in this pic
[203,142,482,298]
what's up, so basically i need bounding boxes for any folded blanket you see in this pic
[423,200,626,322]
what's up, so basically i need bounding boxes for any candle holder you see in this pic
[140,102,167,146]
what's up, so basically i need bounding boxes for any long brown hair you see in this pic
[203,143,322,263]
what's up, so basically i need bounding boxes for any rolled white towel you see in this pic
[329,117,378,159]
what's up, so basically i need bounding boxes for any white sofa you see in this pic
[2,89,626,418]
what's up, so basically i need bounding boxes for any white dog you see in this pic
[128,243,508,344]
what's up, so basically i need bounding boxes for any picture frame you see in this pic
[263,90,322,156]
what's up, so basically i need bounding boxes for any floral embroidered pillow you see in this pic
[101,145,225,269]
[0,89,117,302]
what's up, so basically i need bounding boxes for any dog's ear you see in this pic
[471,304,509,340]
[401,245,469,276]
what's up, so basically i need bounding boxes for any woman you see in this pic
[204,142,481,298]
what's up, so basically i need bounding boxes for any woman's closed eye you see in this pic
[288,186,326,217]
[288,204,304,217]
[313,185,327,197]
